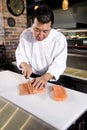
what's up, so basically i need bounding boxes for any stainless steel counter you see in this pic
[64,67,87,81]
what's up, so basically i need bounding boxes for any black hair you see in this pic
[31,5,54,27]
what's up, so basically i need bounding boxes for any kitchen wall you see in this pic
[0,0,27,62]
[53,1,87,29]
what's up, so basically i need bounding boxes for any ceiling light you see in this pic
[62,0,69,10]
[34,5,39,10]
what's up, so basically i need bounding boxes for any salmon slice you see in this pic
[52,85,67,101]
[18,82,45,95]
[18,83,30,95]
[33,87,45,94]
[27,82,33,94]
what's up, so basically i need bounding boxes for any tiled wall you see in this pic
[0,0,27,61]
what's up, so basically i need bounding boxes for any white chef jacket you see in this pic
[15,28,67,81]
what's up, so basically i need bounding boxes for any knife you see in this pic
[28,78,33,94]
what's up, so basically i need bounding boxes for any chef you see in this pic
[15,5,67,88]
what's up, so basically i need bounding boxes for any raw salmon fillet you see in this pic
[52,85,67,101]
[18,82,45,95]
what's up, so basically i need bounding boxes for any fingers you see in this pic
[22,70,29,79]
[21,63,33,79]
[31,78,46,88]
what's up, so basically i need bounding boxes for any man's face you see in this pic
[31,18,51,41]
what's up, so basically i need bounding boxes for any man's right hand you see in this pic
[20,62,33,79]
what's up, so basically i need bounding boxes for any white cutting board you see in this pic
[0,70,87,130]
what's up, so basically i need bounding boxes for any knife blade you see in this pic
[28,78,33,94]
